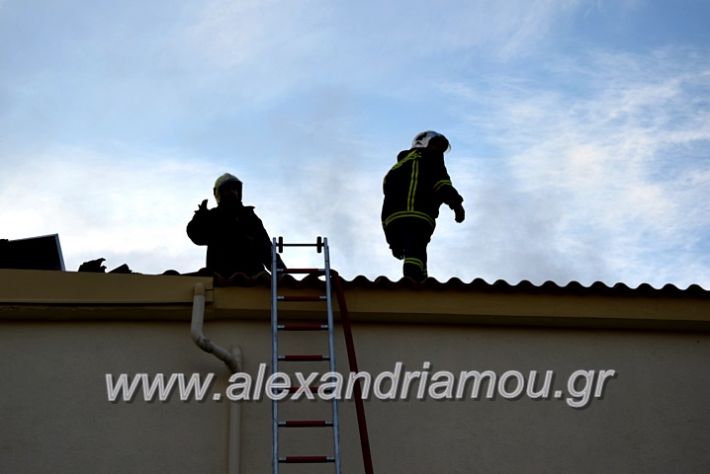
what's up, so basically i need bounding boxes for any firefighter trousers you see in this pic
[384,218,434,282]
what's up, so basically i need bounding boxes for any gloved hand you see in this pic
[195,199,208,214]
[453,203,465,223]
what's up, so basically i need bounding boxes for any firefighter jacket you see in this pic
[187,204,282,277]
[381,147,464,231]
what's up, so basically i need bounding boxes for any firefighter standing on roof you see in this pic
[381,131,465,281]
[187,173,285,279]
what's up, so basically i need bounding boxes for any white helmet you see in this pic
[213,173,243,203]
[411,130,451,152]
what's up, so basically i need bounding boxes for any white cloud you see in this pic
[357,0,581,59]
[178,0,583,85]
[181,0,331,69]
[439,48,710,287]
[0,146,225,273]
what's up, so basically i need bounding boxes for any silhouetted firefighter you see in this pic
[382,131,465,281]
[187,173,285,279]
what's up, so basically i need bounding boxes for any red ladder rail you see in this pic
[331,270,375,474]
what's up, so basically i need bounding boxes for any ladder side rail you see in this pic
[270,238,280,474]
[332,270,375,474]
[323,239,343,474]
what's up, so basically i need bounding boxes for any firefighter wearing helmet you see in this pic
[187,173,285,279]
[381,131,465,281]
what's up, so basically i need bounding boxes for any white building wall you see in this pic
[1,318,709,473]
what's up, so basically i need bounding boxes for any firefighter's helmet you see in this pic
[411,131,451,152]
[213,173,243,203]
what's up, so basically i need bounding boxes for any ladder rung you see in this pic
[278,295,326,302]
[285,385,321,394]
[279,354,329,362]
[278,268,324,275]
[278,323,329,331]
[278,243,323,248]
[279,420,332,428]
[280,456,335,464]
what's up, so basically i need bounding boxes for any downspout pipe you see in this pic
[191,282,239,373]
[191,282,242,474]
[227,347,242,474]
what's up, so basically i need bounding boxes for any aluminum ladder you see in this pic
[270,236,342,474]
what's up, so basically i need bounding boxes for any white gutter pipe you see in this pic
[191,283,239,373]
[227,347,242,474]
[191,282,242,474]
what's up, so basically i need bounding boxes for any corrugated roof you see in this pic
[215,272,710,298]
[2,269,707,328]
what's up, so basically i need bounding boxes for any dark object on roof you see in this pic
[78,258,107,273]
[109,264,131,274]
[0,234,65,271]
[78,258,132,274]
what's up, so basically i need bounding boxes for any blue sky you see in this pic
[1,0,708,288]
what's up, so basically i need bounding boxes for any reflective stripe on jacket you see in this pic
[381,147,463,229]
